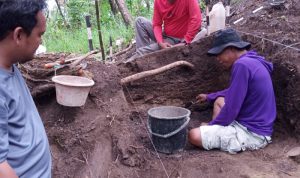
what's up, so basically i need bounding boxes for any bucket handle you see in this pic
[147,117,190,138]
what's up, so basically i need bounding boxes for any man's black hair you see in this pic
[0,0,47,41]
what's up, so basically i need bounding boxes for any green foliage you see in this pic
[44,0,210,54]
[44,18,133,54]
[44,0,151,54]
[66,0,91,28]
[99,0,114,25]
[199,0,206,11]
[127,0,153,18]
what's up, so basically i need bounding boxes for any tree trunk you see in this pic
[108,0,118,15]
[145,0,150,11]
[55,0,69,27]
[115,0,133,27]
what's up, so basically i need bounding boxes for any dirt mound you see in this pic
[35,60,124,177]
[231,0,300,46]
[31,37,300,177]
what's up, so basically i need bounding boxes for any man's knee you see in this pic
[135,16,147,27]
[188,128,202,147]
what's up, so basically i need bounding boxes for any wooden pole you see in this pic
[109,35,113,61]
[94,0,106,61]
[120,61,194,85]
[205,0,210,27]
[85,15,94,51]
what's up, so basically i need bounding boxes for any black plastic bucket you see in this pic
[147,106,191,154]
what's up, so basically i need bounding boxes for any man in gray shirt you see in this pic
[0,0,51,177]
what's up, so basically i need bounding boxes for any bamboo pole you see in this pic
[94,0,106,61]
[120,61,194,85]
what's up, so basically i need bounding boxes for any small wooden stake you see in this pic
[94,0,106,61]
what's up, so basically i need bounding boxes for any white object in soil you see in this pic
[225,5,230,17]
[286,146,300,157]
[233,17,244,25]
[252,6,264,14]
[35,45,46,55]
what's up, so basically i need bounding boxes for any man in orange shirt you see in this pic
[128,0,201,61]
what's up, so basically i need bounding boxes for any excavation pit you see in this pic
[27,32,300,177]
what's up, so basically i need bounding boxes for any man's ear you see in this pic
[12,27,25,45]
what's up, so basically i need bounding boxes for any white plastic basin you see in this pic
[52,75,95,107]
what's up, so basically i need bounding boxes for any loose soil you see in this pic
[26,0,300,177]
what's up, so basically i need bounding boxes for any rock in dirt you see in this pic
[286,146,300,157]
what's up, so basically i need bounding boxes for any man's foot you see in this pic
[123,53,139,64]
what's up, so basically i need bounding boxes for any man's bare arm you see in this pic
[0,161,18,178]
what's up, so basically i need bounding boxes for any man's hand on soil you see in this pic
[158,42,172,49]
[173,43,186,47]
[196,94,207,103]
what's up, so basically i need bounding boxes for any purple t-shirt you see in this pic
[207,51,276,136]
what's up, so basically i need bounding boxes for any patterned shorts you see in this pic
[200,121,271,154]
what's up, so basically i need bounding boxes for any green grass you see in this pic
[43,21,134,54]
[43,0,154,54]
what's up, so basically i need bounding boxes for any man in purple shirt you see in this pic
[188,29,276,154]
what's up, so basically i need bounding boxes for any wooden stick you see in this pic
[120,61,194,85]
[55,55,88,64]
[114,43,133,57]
[69,50,98,68]
[94,0,106,61]
[43,50,97,69]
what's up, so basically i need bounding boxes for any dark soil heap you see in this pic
[231,0,300,44]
